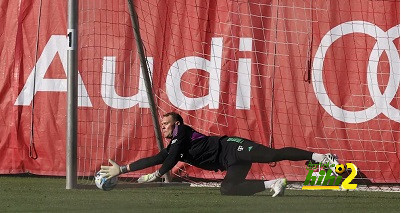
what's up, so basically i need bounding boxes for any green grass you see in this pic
[0,176,399,212]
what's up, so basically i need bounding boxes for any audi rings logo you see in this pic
[312,21,400,123]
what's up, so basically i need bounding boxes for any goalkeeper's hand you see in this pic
[137,171,161,183]
[100,159,125,180]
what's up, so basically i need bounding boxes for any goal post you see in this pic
[66,0,78,189]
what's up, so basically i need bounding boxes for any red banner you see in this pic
[0,0,399,183]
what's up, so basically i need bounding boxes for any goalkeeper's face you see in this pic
[161,115,178,139]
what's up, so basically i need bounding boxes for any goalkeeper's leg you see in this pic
[220,137,315,163]
[220,163,286,196]
[243,145,314,162]
[233,138,331,163]
[220,162,265,196]
[233,139,339,174]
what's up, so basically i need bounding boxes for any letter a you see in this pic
[15,35,92,107]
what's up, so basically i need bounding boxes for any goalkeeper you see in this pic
[101,112,339,197]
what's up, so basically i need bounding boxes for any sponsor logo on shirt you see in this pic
[171,139,177,144]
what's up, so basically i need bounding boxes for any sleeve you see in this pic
[128,148,168,171]
[158,125,187,175]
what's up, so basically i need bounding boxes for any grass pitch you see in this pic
[0,176,399,212]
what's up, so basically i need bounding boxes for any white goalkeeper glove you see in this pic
[137,170,161,183]
[100,159,129,180]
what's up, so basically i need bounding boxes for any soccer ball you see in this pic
[95,171,118,191]
[335,164,345,174]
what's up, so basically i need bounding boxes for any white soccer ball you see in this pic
[95,171,118,191]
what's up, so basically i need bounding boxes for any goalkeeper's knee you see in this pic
[220,182,236,195]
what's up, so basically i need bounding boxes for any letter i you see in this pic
[316,170,326,185]
[236,38,252,109]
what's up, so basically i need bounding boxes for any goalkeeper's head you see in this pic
[161,112,184,139]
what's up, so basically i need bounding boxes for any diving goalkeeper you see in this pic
[100,112,339,197]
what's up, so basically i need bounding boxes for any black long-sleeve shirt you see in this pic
[129,124,222,175]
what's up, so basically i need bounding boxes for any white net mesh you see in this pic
[76,0,399,191]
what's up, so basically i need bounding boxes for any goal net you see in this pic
[76,0,399,190]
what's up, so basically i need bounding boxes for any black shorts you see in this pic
[218,136,264,169]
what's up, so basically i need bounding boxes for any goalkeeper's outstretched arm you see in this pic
[126,149,168,172]
[137,133,183,183]
[100,149,168,179]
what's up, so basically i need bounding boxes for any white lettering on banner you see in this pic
[166,37,223,110]
[14,35,92,107]
[15,36,253,110]
[101,56,153,109]
[15,28,398,118]
[236,37,252,109]
[166,37,253,110]
[312,21,400,123]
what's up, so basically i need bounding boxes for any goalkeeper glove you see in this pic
[137,170,161,183]
[100,159,129,179]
